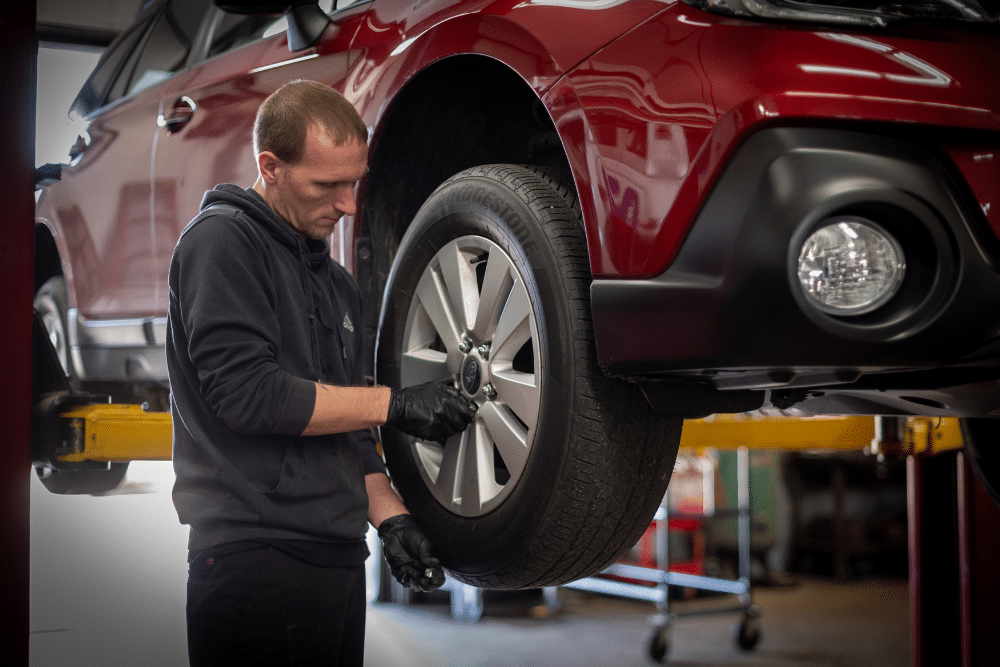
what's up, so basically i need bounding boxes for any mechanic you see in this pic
[167,79,478,667]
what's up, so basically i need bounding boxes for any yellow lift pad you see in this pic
[55,404,172,463]
[54,404,963,463]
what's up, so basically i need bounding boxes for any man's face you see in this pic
[263,125,368,241]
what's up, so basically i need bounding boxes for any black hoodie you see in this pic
[167,184,385,556]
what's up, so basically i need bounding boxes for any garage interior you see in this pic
[5,1,1000,666]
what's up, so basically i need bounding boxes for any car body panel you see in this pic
[149,8,371,312]
[33,0,1000,414]
[553,5,1000,278]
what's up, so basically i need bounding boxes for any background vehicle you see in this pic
[34,0,1000,585]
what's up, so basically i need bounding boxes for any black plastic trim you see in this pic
[591,127,1000,414]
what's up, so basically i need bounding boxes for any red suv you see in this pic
[34,0,1000,587]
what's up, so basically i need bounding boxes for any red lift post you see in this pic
[909,443,1000,666]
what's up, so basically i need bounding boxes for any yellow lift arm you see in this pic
[55,404,173,463]
[52,405,963,464]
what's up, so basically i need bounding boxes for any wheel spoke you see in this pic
[414,268,463,353]
[472,251,515,342]
[479,401,530,483]
[438,242,480,334]
[431,432,465,508]
[400,348,452,386]
[492,280,532,362]
[414,440,444,485]
[460,419,503,513]
[490,369,539,431]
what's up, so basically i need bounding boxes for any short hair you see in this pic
[253,80,367,164]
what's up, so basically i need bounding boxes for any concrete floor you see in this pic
[368,577,909,667]
[30,461,909,667]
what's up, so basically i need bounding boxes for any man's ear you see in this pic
[257,151,283,185]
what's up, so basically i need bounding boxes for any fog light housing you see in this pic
[796,218,905,316]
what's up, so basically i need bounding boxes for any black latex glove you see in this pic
[385,380,478,442]
[378,514,446,592]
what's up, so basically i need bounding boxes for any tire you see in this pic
[33,275,129,495]
[376,165,682,589]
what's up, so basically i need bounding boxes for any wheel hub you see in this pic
[461,356,482,396]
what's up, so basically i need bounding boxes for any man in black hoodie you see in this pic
[167,80,478,667]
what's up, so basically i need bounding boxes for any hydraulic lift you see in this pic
[40,402,172,465]
[28,329,1000,665]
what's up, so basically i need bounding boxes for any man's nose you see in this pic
[336,185,357,217]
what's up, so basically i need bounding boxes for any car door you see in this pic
[150,0,373,314]
[48,8,165,323]
[43,0,210,384]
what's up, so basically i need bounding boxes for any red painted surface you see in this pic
[556,6,1000,276]
[34,0,1000,315]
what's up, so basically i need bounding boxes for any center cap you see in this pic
[462,357,482,395]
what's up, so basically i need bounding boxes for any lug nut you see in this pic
[482,383,497,400]
[477,343,491,360]
[459,337,473,353]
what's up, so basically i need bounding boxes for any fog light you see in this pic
[797,218,905,315]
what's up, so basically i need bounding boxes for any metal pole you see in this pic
[655,495,671,618]
[737,446,751,606]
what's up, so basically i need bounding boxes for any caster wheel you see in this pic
[648,626,670,663]
[733,615,762,652]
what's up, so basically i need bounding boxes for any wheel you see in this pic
[33,276,78,387]
[733,614,762,652]
[648,624,671,663]
[376,165,683,589]
[34,462,129,495]
[960,418,1000,506]
[33,276,129,495]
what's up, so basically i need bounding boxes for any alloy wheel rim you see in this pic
[399,235,541,517]
[37,296,69,373]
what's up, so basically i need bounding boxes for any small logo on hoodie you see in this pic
[343,313,354,333]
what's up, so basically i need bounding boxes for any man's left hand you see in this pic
[378,514,446,592]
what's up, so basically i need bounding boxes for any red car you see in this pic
[34,0,1000,587]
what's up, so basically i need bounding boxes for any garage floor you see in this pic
[30,462,909,667]
[367,577,909,667]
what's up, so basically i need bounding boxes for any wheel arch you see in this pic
[357,54,574,371]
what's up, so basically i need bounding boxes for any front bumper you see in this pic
[592,127,1000,416]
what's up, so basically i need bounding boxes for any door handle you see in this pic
[157,96,196,133]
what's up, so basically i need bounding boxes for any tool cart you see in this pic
[563,445,759,662]
[564,414,882,662]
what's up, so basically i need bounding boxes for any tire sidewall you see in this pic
[377,170,576,575]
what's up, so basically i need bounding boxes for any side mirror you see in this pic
[213,0,332,52]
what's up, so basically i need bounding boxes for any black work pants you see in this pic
[186,545,366,667]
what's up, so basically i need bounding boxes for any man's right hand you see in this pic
[385,380,478,442]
